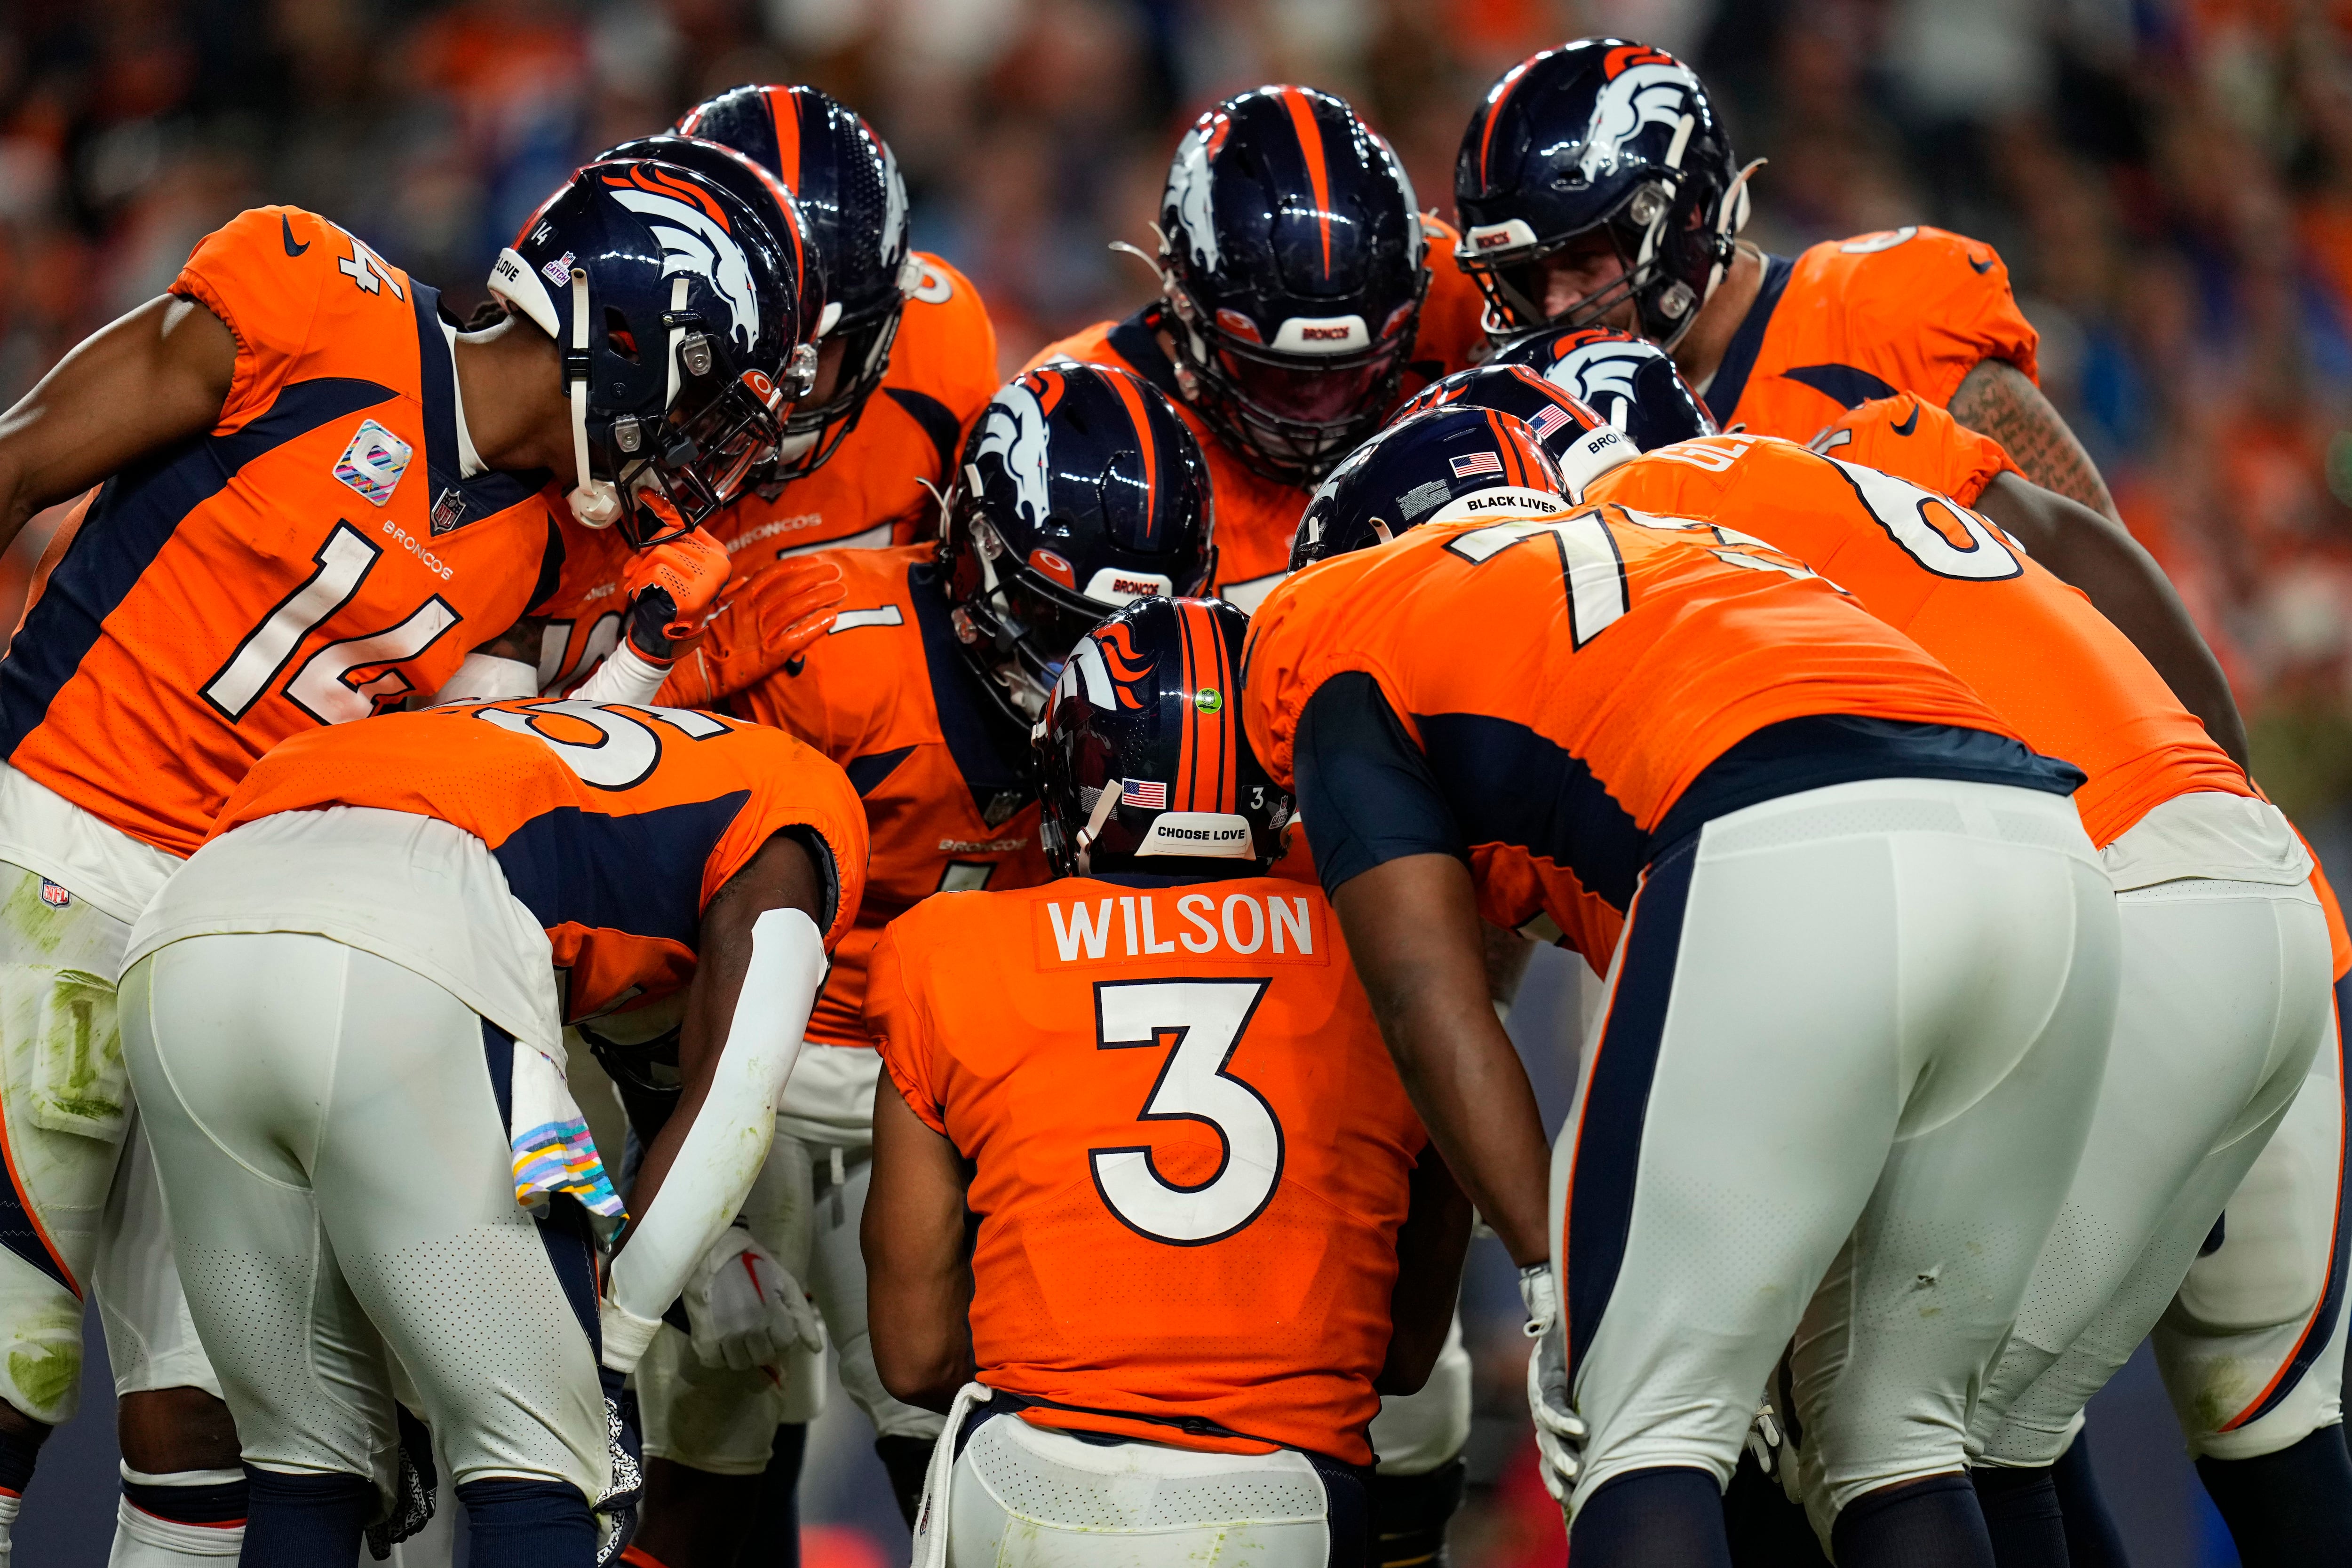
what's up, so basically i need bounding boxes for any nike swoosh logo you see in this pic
[1892,402,1920,436]
[1968,254,1994,274]
[282,215,309,257]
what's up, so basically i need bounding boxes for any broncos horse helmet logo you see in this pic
[1542,334,1665,430]
[1574,55,1702,185]
[606,177,764,356]
[974,368,1062,537]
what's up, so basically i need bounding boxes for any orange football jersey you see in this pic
[213,697,867,1022]
[1244,507,2045,965]
[532,253,998,689]
[866,874,1427,1464]
[0,206,567,857]
[1025,217,1485,613]
[1806,391,2021,505]
[1704,227,2039,441]
[1583,433,2249,847]
[725,543,1051,1049]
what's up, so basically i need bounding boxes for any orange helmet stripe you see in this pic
[1173,600,1233,814]
[1104,371,1161,545]
[1279,87,1333,277]
[771,88,803,192]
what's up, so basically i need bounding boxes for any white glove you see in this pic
[1520,1261,1586,1504]
[683,1226,823,1372]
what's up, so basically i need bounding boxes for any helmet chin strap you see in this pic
[1702,158,1769,307]
[1076,780,1125,867]
[565,268,623,528]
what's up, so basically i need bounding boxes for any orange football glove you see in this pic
[623,527,733,656]
[657,554,848,708]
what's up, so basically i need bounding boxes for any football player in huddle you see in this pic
[1250,404,2124,1568]
[864,596,1471,1568]
[536,85,1002,691]
[122,696,866,1565]
[610,362,1212,1565]
[0,150,818,1565]
[1030,84,1487,613]
[1542,345,2330,1564]
[1454,39,2116,521]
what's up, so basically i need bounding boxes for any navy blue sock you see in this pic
[2197,1426,2352,1567]
[1723,1448,1831,1566]
[1570,1466,1734,1567]
[1970,1466,2067,1568]
[735,1423,807,1568]
[2048,1432,2130,1568]
[0,1417,40,1502]
[459,1476,596,1568]
[239,1466,370,1565]
[1831,1473,1994,1568]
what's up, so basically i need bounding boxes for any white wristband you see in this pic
[571,638,671,706]
[599,1296,664,1375]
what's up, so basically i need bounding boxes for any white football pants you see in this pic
[944,1409,1353,1568]
[120,932,607,1508]
[0,861,216,1427]
[1367,1312,1470,1475]
[1550,777,2121,1529]
[1969,873,2331,1468]
[2155,980,2349,1460]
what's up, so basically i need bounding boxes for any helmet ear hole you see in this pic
[604,308,639,361]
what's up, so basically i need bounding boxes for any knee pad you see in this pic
[876,1434,933,1528]
[1370,1457,1465,1568]
[457,1477,596,1568]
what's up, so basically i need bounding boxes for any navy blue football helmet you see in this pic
[679,85,914,483]
[1391,363,1634,495]
[941,363,1215,724]
[491,159,814,546]
[1038,597,1289,877]
[1151,85,1429,484]
[1454,40,1753,345]
[1490,325,1716,451]
[1290,404,1568,570]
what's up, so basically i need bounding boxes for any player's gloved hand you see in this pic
[623,526,732,661]
[1520,1260,1585,1505]
[657,555,847,709]
[683,1225,824,1372]
[593,1364,644,1566]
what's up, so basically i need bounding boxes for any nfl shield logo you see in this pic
[334,420,413,507]
[38,880,69,908]
[430,487,469,537]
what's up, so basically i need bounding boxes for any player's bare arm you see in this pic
[1332,853,1553,1269]
[1975,470,2249,770]
[865,1086,978,1414]
[1948,357,2121,523]
[0,294,235,552]
[1376,1145,1474,1396]
[622,830,828,1225]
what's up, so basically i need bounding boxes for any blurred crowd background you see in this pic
[2,0,2347,1564]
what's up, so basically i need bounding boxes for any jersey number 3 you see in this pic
[1089,979,1285,1247]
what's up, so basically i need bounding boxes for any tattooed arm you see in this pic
[1948,358,2120,522]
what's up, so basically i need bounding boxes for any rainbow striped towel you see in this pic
[508,1043,626,1223]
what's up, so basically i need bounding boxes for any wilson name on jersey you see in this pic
[0,206,564,856]
[866,875,1426,1465]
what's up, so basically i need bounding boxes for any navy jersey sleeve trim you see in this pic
[882,387,964,481]
[1780,363,1900,411]
[525,509,566,616]
[1702,252,1793,428]
[1295,671,1469,897]
[907,561,1037,811]
[0,376,398,759]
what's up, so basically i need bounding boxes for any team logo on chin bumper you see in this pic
[334,420,413,507]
